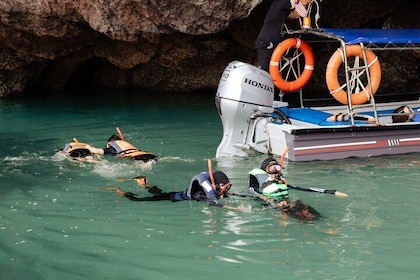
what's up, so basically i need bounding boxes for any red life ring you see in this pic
[326,45,381,105]
[269,38,315,92]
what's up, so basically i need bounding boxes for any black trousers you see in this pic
[255,40,273,72]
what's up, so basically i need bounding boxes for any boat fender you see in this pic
[269,38,315,92]
[326,45,381,105]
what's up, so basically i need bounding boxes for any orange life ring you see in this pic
[269,38,315,92]
[326,45,381,105]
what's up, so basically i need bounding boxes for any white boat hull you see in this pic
[267,122,420,161]
[215,61,420,161]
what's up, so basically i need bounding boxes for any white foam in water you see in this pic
[157,156,194,163]
[93,159,155,179]
[239,203,252,214]
[51,152,67,161]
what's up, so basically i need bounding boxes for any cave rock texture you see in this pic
[0,0,419,97]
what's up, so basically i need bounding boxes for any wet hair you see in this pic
[212,171,229,185]
[261,157,279,170]
[108,134,122,142]
[287,200,321,221]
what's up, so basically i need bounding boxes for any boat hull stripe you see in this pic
[294,137,420,155]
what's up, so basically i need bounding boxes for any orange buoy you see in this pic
[269,38,315,92]
[326,45,381,105]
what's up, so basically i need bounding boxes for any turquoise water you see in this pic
[1,91,419,280]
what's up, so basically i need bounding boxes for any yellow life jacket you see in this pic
[108,140,156,161]
[62,142,91,158]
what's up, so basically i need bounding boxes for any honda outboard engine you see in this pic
[215,61,275,157]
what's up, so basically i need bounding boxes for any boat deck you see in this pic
[275,106,420,127]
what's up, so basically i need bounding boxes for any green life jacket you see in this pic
[248,168,288,198]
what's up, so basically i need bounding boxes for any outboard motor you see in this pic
[215,61,275,157]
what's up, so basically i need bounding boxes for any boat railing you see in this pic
[278,0,420,126]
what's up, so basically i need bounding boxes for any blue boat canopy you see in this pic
[322,28,420,45]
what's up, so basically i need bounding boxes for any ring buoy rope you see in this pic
[326,45,381,105]
[269,38,315,92]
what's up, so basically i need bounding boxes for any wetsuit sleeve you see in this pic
[123,192,142,201]
[207,198,221,207]
[124,192,175,202]
[170,191,188,202]
[146,185,164,195]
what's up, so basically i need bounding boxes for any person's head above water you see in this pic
[107,134,122,142]
[261,157,282,174]
[212,171,232,197]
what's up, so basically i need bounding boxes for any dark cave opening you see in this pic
[64,57,109,92]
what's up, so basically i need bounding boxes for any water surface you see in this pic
[1,92,419,280]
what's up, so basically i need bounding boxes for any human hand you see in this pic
[334,191,349,198]
[288,10,300,19]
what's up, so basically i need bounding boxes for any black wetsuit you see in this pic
[120,172,222,207]
[122,189,206,203]
[255,0,292,71]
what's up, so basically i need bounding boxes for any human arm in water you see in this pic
[84,144,105,155]
[191,191,247,212]
[86,145,118,156]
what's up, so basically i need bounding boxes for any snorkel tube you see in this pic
[116,127,124,140]
[207,159,217,191]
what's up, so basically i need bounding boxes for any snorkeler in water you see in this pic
[100,171,242,212]
[87,127,156,162]
[58,138,100,163]
[247,152,348,220]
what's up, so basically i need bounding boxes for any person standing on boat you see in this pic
[87,127,156,162]
[255,0,313,71]
[100,171,240,210]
